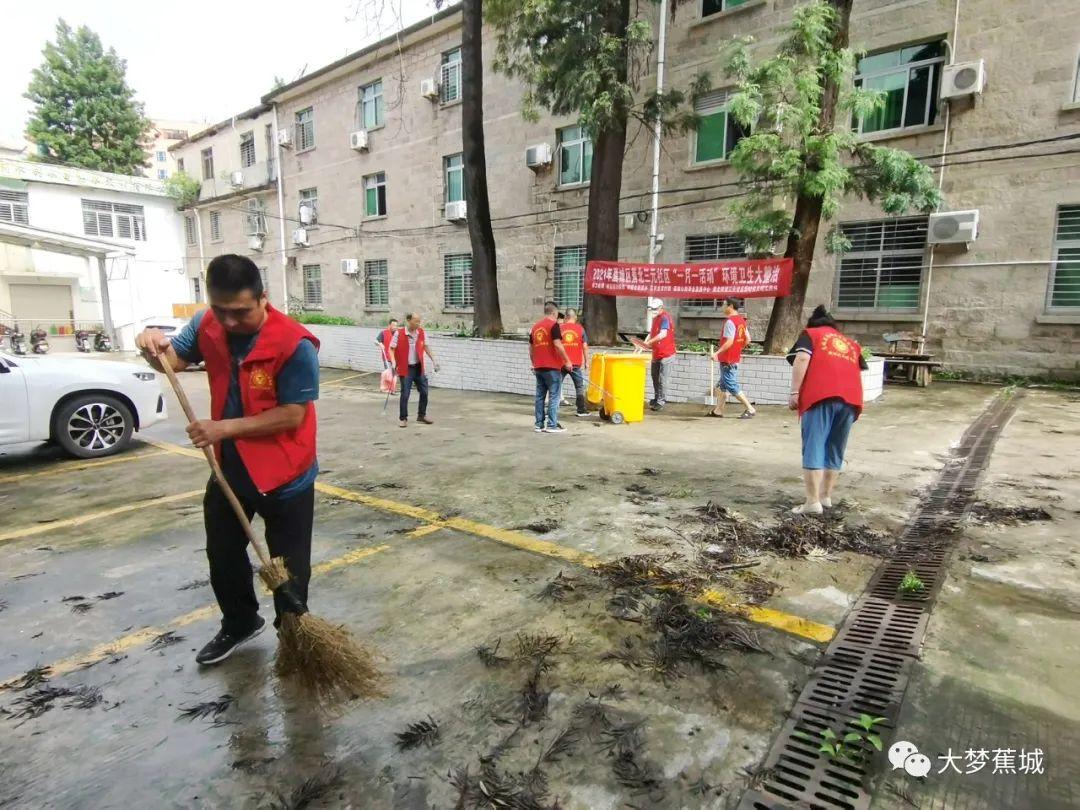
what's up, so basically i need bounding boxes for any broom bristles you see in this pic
[276,611,387,704]
[258,557,291,592]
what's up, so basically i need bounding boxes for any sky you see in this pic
[0,0,438,143]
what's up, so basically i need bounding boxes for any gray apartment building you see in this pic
[170,105,286,306]
[178,0,1080,378]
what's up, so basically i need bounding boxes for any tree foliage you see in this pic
[724,1,941,254]
[163,171,201,208]
[486,0,706,343]
[25,20,151,175]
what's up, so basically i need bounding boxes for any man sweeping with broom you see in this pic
[136,254,320,666]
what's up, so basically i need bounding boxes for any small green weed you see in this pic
[899,571,925,593]
[794,714,886,762]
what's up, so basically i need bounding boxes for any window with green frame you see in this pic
[1049,205,1080,310]
[443,253,474,309]
[365,259,389,308]
[359,80,384,129]
[854,41,945,134]
[557,125,593,186]
[835,217,928,311]
[702,0,751,17]
[693,90,748,164]
[444,154,464,204]
[553,246,586,310]
[364,172,387,217]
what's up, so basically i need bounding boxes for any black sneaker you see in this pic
[195,616,266,665]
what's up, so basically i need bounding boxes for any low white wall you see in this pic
[308,324,885,407]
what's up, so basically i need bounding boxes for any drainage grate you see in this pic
[739,391,1020,809]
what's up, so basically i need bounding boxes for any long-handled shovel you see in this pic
[705,343,718,409]
[158,358,385,704]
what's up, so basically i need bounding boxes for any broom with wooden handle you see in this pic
[157,355,384,704]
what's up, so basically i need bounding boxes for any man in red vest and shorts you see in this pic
[374,317,398,366]
[787,305,868,515]
[135,254,320,665]
[709,298,756,419]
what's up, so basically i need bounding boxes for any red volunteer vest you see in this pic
[380,329,394,359]
[196,305,319,494]
[649,311,676,360]
[718,314,749,365]
[394,327,426,374]
[560,322,586,367]
[530,317,562,370]
[798,326,864,418]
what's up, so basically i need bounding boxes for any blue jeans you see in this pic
[801,399,857,470]
[534,369,563,429]
[399,364,428,421]
[563,366,586,414]
[719,363,741,395]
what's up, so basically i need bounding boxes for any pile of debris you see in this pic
[968,502,1052,526]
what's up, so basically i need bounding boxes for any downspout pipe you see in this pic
[647,0,668,265]
[272,103,289,309]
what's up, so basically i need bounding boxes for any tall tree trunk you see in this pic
[582,0,631,347]
[462,0,502,337]
[762,0,853,354]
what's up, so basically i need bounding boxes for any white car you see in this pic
[0,352,167,458]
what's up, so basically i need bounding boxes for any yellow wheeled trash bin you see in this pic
[600,354,649,424]
[586,354,607,407]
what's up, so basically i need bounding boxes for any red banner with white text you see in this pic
[584,258,793,299]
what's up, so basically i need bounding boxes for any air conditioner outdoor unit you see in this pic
[349,130,369,151]
[249,234,264,251]
[525,143,552,169]
[340,258,360,276]
[298,202,316,226]
[230,171,244,187]
[277,127,293,148]
[445,200,467,221]
[420,78,439,100]
[292,227,309,247]
[941,60,986,99]
[928,209,979,246]
[623,214,637,231]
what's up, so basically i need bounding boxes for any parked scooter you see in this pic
[74,329,92,352]
[30,327,50,354]
[9,326,27,355]
[94,330,113,352]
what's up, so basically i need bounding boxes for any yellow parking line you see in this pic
[406,524,445,538]
[0,449,170,485]
[701,589,835,644]
[322,371,378,387]
[145,438,833,643]
[2,540,404,685]
[0,490,203,545]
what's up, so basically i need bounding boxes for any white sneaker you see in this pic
[534,426,544,433]
[546,425,567,434]
[791,502,823,515]
[821,497,833,509]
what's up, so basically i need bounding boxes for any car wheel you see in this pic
[52,394,134,459]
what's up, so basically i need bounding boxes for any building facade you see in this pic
[145,119,204,180]
[169,105,286,307]
[181,0,1080,377]
[0,158,188,349]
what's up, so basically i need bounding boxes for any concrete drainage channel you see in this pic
[739,390,1022,810]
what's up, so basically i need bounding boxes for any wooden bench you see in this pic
[879,331,939,387]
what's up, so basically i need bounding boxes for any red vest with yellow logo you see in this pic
[649,311,676,360]
[530,317,562,370]
[393,327,426,373]
[798,326,864,418]
[560,322,586,367]
[197,305,320,493]
[717,314,749,365]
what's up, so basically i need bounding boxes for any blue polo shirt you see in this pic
[172,310,319,500]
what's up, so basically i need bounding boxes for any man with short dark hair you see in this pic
[560,308,590,417]
[135,254,320,666]
[530,301,573,433]
[710,298,756,419]
[374,317,399,366]
[389,312,439,427]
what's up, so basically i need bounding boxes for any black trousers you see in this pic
[204,477,314,636]
[399,363,429,421]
